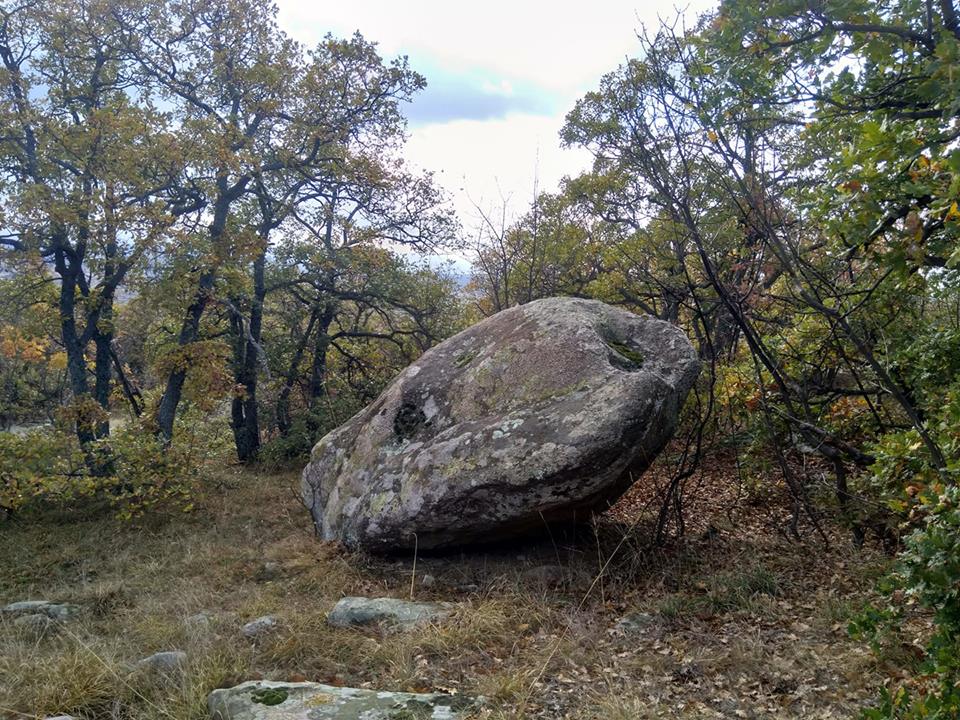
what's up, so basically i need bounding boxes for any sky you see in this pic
[275,1,717,255]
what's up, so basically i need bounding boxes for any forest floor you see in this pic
[0,450,922,719]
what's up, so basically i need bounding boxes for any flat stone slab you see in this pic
[208,680,470,719]
[326,597,454,630]
[2,600,80,620]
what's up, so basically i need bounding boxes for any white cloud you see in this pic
[277,1,715,96]
[480,79,515,97]
[405,112,591,229]
[275,0,717,233]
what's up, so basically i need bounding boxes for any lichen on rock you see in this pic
[301,296,699,552]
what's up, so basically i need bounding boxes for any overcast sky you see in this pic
[275,1,717,246]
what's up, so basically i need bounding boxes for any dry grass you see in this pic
[0,458,899,719]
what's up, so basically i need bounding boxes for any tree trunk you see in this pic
[276,304,320,435]
[111,345,143,417]
[157,268,215,442]
[308,302,337,409]
[229,251,265,463]
[54,247,95,446]
[157,192,234,443]
[93,297,114,439]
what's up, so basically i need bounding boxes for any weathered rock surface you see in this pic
[302,296,699,551]
[208,680,470,719]
[185,611,213,630]
[2,600,80,620]
[326,597,453,630]
[613,612,663,636]
[13,613,55,632]
[241,615,279,639]
[137,650,188,675]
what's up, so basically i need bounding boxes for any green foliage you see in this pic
[257,407,355,471]
[862,485,960,718]
[0,413,227,520]
[853,407,960,717]
[0,275,66,428]
[0,429,90,514]
[551,0,960,711]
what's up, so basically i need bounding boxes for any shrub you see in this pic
[855,393,960,718]
[257,399,363,470]
[0,412,228,521]
[0,428,93,514]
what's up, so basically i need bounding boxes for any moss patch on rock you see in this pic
[606,339,645,367]
[250,687,289,705]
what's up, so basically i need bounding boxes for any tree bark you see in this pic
[308,301,337,408]
[229,251,265,463]
[157,267,216,443]
[157,187,238,443]
[53,246,96,446]
[276,304,320,435]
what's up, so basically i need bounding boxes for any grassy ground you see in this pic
[0,455,910,719]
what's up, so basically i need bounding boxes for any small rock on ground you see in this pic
[2,600,80,620]
[241,615,278,639]
[137,650,188,674]
[255,561,281,582]
[13,613,54,632]
[208,680,472,719]
[613,612,661,634]
[185,611,213,629]
[326,596,454,630]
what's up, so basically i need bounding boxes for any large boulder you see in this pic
[302,297,698,552]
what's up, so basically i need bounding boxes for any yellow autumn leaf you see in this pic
[48,352,68,370]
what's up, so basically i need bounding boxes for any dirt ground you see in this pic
[0,450,914,719]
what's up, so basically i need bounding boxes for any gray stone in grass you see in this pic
[240,615,279,639]
[2,600,80,620]
[208,680,473,719]
[137,650,188,674]
[256,561,281,582]
[185,611,213,629]
[613,612,664,637]
[44,716,78,720]
[13,613,55,632]
[327,597,453,630]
